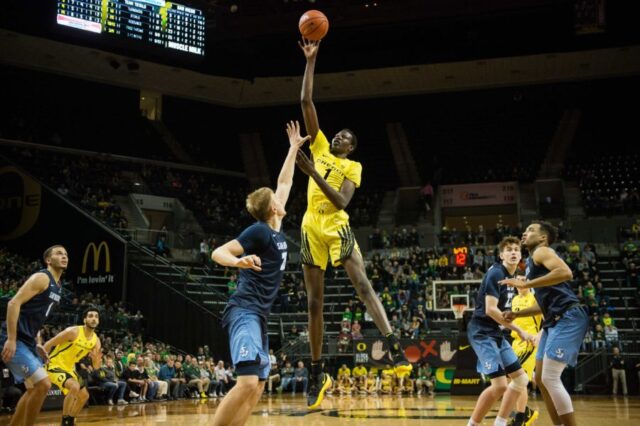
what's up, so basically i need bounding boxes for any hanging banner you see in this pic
[440,182,517,208]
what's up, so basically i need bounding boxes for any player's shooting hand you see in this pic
[499,278,527,288]
[236,255,262,271]
[1,339,16,364]
[295,150,316,176]
[502,311,517,323]
[298,38,320,60]
[36,344,50,364]
[286,120,311,150]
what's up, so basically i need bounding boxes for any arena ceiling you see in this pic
[1,0,639,106]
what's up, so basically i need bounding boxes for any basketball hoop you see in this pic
[452,304,466,319]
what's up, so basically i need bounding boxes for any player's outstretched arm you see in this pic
[296,150,356,210]
[1,273,49,363]
[299,39,320,141]
[212,240,262,272]
[43,326,80,355]
[275,120,310,207]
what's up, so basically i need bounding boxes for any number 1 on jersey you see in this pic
[45,302,55,318]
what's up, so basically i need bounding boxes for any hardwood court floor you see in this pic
[2,394,639,425]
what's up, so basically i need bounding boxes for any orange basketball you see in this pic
[299,10,329,41]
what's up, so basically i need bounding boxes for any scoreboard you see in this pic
[56,0,205,56]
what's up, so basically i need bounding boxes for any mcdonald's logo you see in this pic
[82,241,111,273]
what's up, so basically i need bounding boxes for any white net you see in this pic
[452,303,466,319]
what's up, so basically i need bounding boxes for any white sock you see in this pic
[467,420,478,426]
[494,416,508,426]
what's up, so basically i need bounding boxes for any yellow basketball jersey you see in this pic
[49,326,98,372]
[382,368,395,378]
[307,130,362,214]
[352,366,367,377]
[381,378,392,390]
[510,292,542,340]
[338,367,351,377]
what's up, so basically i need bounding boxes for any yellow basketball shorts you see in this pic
[512,339,537,380]
[300,210,361,270]
[47,365,83,395]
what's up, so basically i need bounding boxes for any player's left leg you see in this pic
[468,375,509,425]
[493,339,529,426]
[498,368,528,425]
[213,375,262,426]
[3,340,51,426]
[70,387,90,417]
[535,358,561,426]
[61,378,83,425]
[539,306,589,426]
[341,250,410,373]
[468,332,525,426]
[542,356,577,426]
[9,389,30,426]
[215,306,269,424]
[9,376,51,426]
[302,264,331,407]
[511,343,539,426]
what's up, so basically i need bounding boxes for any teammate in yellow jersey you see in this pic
[394,364,412,394]
[380,367,395,394]
[509,286,542,426]
[365,371,378,394]
[297,38,410,410]
[334,364,352,395]
[44,307,102,426]
[352,363,368,393]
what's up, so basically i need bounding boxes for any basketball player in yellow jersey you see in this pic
[352,363,368,393]
[43,307,102,426]
[297,38,411,410]
[509,287,542,426]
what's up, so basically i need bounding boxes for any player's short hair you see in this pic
[83,305,100,319]
[246,187,274,222]
[532,220,558,245]
[498,236,521,252]
[43,245,64,264]
[343,128,358,151]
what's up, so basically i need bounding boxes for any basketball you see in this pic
[299,10,329,41]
